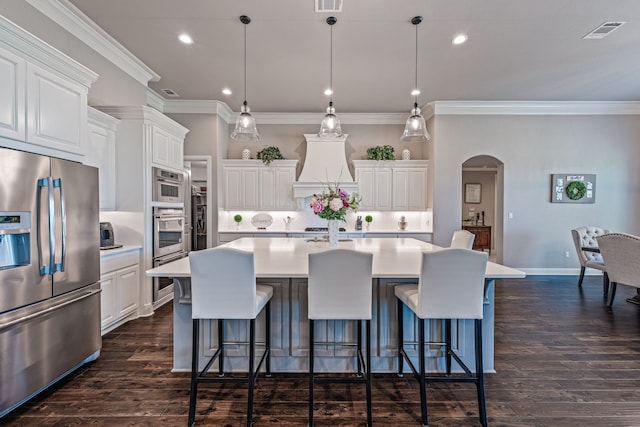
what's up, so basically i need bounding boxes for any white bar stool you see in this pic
[450,229,475,249]
[308,249,374,427]
[188,247,273,427]
[395,248,488,427]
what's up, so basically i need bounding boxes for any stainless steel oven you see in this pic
[153,207,185,258]
[152,167,183,203]
[152,250,186,303]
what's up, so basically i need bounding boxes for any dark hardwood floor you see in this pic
[4,275,640,426]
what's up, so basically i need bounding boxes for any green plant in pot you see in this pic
[233,214,242,229]
[256,146,284,165]
[365,215,373,231]
[366,145,395,161]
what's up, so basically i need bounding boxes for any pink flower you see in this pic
[329,198,343,211]
[338,189,348,200]
[311,200,324,214]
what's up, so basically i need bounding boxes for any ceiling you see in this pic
[68,0,640,114]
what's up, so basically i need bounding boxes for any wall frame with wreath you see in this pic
[550,173,596,204]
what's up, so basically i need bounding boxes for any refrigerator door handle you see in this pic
[37,177,55,275]
[53,178,66,272]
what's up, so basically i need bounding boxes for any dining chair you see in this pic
[188,247,273,427]
[450,229,475,249]
[571,226,610,294]
[308,249,374,427]
[596,233,640,307]
[395,248,489,427]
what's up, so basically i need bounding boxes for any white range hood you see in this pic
[292,134,358,198]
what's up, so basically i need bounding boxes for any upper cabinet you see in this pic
[85,107,119,211]
[353,160,428,211]
[223,160,299,210]
[0,17,97,161]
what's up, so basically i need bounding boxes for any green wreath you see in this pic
[566,181,587,200]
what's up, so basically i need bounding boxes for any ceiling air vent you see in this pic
[583,21,626,39]
[315,0,343,13]
[161,88,179,97]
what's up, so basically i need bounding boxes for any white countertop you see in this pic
[218,229,432,234]
[99,245,142,258]
[146,237,524,279]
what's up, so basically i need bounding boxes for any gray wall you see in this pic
[433,114,640,270]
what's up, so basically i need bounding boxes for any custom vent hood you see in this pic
[292,134,358,198]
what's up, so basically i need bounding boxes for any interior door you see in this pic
[50,158,99,296]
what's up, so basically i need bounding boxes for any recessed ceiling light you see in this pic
[222,88,232,96]
[324,88,333,96]
[178,33,193,44]
[452,33,468,45]
[411,89,420,96]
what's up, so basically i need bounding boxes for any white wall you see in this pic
[433,113,640,271]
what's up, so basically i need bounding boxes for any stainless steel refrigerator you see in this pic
[0,147,101,417]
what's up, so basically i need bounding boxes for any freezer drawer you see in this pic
[0,284,101,417]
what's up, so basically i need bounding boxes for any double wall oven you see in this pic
[152,207,187,303]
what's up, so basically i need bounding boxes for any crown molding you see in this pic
[162,100,234,123]
[146,88,165,112]
[433,101,640,115]
[0,15,98,87]
[95,105,189,137]
[26,0,160,86]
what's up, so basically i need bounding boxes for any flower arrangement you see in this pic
[310,184,361,221]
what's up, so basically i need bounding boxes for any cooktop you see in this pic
[304,227,346,232]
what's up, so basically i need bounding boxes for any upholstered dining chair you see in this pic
[596,233,640,307]
[188,247,273,427]
[395,248,489,427]
[308,249,374,427]
[571,226,610,294]
[450,229,475,249]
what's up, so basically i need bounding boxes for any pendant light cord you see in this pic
[414,19,418,108]
[243,21,247,105]
[330,22,333,105]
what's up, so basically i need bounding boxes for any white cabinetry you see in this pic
[0,18,97,161]
[85,107,119,211]
[151,125,184,171]
[223,160,298,210]
[100,248,141,335]
[353,160,428,211]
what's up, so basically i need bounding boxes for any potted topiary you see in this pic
[234,214,243,229]
[365,215,373,231]
[256,146,284,165]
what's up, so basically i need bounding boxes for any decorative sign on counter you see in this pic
[551,173,596,203]
[251,213,273,229]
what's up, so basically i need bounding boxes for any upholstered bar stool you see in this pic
[188,247,273,427]
[395,248,489,427]
[308,249,374,427]
[450,229,475,249]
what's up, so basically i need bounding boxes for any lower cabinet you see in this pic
[100,248,141,334]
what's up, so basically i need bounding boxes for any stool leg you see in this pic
[309,319,315,427]
[603,272,610,296]
[445,319,452,376]
[397,299,404,376]
[475,319,487,427]
[218,319,224,375]
[266,300,272,376]
[608,282,618,306]
[578,266,586,287]
[418,317,428,427]
[365,319,372,427]
[357,319,363,376]
[247,318,256,427]
[188,319,199,427]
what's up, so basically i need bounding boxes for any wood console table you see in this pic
[463,225,492,252]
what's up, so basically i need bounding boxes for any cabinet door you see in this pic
[169,135,184,171]
[0,47,25,142]
[275,167,296,209]
[259,168,276,210]
[100,272,117,329]
[151,126,171,168]
[224,168,243,209]
[243,168,260,209]
[376,168,393,210]
[408,168,427,210]
[355,168,375,210]
[86,122,116,210]
[26,63,87,155]
[116,265,139,318]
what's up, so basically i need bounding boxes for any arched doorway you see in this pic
[462,155,504,263]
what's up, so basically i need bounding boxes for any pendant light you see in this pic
[318,16,343,139]
[231,15,260,141]
[401,16,431,142]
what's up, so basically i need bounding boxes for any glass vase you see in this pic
[327,220,340,248]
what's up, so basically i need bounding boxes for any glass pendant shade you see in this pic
[231,101,260,141]
[401,104,430,142]
[318,102,343,138]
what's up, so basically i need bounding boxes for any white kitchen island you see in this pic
[146,237,525,373]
